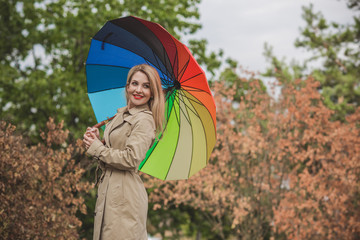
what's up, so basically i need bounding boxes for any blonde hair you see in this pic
[126,64,165,134]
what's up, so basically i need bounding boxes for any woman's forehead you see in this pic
[131,71,150,83]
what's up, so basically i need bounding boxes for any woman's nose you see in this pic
[135,86,142,92]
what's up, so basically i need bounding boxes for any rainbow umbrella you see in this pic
[86,16,216,180]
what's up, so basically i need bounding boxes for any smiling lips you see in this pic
[133,94,144,100]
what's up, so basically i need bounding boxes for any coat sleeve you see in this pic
[87,114,155,171]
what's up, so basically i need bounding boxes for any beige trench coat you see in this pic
[87,104,155,240]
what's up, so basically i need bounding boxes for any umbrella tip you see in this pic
[174,80,181,90]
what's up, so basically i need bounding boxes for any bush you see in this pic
[0,119,92,240]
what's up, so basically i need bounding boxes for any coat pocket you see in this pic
[110,173,126,207]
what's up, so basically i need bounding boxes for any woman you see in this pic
[83,64,165,240]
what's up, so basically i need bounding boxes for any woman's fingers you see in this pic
[94,128,100,138]
[85,127,95,133]
[84,127,100,139]
[83,132,97,148]
[83,127,100,149]
[90,131,99,139]
[84,133,93,141]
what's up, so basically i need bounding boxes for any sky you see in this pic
[193,0,355,74]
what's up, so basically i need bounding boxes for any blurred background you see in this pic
[1,0,359,239]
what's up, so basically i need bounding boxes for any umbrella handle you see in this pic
[89,115,115,145]
[91,115,116,129]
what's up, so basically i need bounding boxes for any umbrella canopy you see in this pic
[86,16,216,180]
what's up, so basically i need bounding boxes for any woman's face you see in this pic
[127,71,152,109]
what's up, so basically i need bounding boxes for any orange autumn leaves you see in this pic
[145,77,360,239]
[273,79,360,239]
[0,119,92,240]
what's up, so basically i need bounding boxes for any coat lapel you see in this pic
[104,107,127,147]
[104,104,151,147]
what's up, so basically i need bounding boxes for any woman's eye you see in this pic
[144,84,150,89]
[131,81,138,86]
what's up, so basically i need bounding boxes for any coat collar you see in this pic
[117,103,151,116]
[104,104,152,147]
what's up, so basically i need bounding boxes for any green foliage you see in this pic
[188,39,223,78]
[147,202,233,239]
[262,43,306,83]
[147,204,190,239]
[263,2,360,120]
[220,58,267,102]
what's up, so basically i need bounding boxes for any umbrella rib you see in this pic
[165,47,177,81]
[161,77,172,87]
[181,85,212,95]
[173,90,197,127]
[163,94,184,180]
[146,49,175,88]
[147,50,173,84]
[172,93,181,127]
[163,92,193,180]
[139,95,175,173]
[173,46,179,82]
[164,90,177,120]
[181,92,196,179]
[94,22,183,85]
[177,90,216,140]
[177,90,203,107]
[177,57,190,83]
[95,32,172,83]
[108,19,174,81]
[173,92,193,125]
[88,56,173,88]
[176,91,201,119]
[135,18,177,83]
[141,83,181,170]
[177,89,202,104]
[179,89,217,141]
[182,90,212,177]
[86,63,131,68]
[87,86,127,94]
[180,72,203,84]
[165,89,175,103]
[169,37,179,81]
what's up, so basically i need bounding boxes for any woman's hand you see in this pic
[83,127,100,149]
[86,127,100,139]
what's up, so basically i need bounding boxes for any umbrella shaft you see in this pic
[92,115,116,128]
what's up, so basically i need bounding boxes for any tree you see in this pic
[0,119,92,239]
[263,2,360,120]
